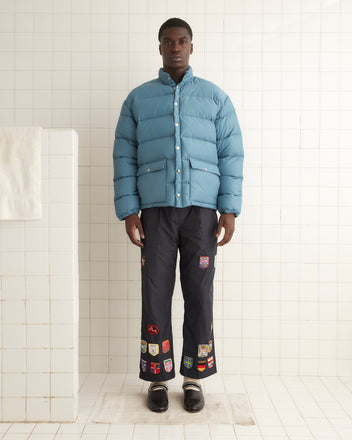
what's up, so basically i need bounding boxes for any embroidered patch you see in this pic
[163,358,173,373]
[162,339,170,353]
[150,362,160,374]
[208,340,213,353]
[141,359,147,372]
[141,254,146,267]
[198,344,208,357]
[141,340,147,353]
[148,343,159,356]
[199,256,210,269]
[147,324,159,335]
[197,360,206,372]
[183,356,193,369]
[207,356,214,368]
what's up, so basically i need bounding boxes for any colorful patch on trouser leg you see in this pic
[148,343,159,356]
[141,359,147,372]
[163,358,173,373]
[208,340,213,353]
[199,256,209,269]
[147,324,159,335]
[197,360,206,372]
[183,356,193,369]
[198,344,208,357]
[162,339,170,353]
[141,340,147,353]
[207,356,214,368]
[150,362,160,374]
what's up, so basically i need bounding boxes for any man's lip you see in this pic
[170,56,182,60]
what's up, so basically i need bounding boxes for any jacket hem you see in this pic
[140,201,218,212]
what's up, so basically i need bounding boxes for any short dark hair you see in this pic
[158,18,193,42]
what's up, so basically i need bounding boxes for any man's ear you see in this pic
[190,43,193,54]
[159,44,162,55]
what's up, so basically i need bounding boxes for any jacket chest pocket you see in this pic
[137,159,167,204]
[189,157,220,205]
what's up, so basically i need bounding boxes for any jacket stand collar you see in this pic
[158,66,194,86]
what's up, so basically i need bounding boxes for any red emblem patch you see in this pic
[150,362,160,374]
[147,324,159,335]
[162,339,170,353]
[199,256,209,269]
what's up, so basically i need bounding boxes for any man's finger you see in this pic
[137,222,145,240]
[127,226,144,248]
[215,220,223,237]
[217,229,232,246]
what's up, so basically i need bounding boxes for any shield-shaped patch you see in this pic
[207,355,214,368]
[150,362,160,374]
[198,344,208,357]
[148,343,159,356]
[141,359,147,372]
[197,360,206,372]
[183,356,193,369]
[141,340,147,353]
[163,358,173,372]
[162,339,170,353]
[199,256,209,269]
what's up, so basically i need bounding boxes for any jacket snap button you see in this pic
[177,169,180,173]
[205,167,208,170]
[177,193,180,197]
[147,168,150,172]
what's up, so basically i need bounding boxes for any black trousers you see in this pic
[139,206,218,382]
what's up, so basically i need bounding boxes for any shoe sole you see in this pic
[148,405,169,412]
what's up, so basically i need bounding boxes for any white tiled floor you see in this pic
[1,374,352,439]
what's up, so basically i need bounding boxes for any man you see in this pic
[113,18,244,413]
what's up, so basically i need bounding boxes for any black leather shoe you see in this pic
[182,381,205,412]
[147,383,168,412]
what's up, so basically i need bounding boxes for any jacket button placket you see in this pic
[174,84,182,207]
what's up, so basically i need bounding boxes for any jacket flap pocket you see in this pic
[137,159,167,176]
[190,158,220,176]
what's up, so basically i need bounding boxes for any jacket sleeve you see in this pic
[113,97,140,221]
[215,95,244,217]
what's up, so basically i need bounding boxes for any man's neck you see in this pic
[163,66,189,84]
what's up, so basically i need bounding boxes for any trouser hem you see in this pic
[180,367,217,380]
[139,372,176,382]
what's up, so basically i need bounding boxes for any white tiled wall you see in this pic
[0,0,351,381]
[0,129,79,422]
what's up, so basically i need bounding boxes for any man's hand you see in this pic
[125,213,145,248]
[216,213,235,246]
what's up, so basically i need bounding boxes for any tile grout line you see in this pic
[299,376,344,440]
[320,376,352,422]
[240,375,265,440]
[279,375,318,440]
[260,376,295,440]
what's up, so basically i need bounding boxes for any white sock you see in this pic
[150,381,168,391]
[183,376,202,391]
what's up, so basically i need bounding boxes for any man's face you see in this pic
[159,26,193,71]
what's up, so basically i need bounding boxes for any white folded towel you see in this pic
[0,127,42,219]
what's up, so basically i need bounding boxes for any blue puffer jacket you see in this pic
[113,66,244,221]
